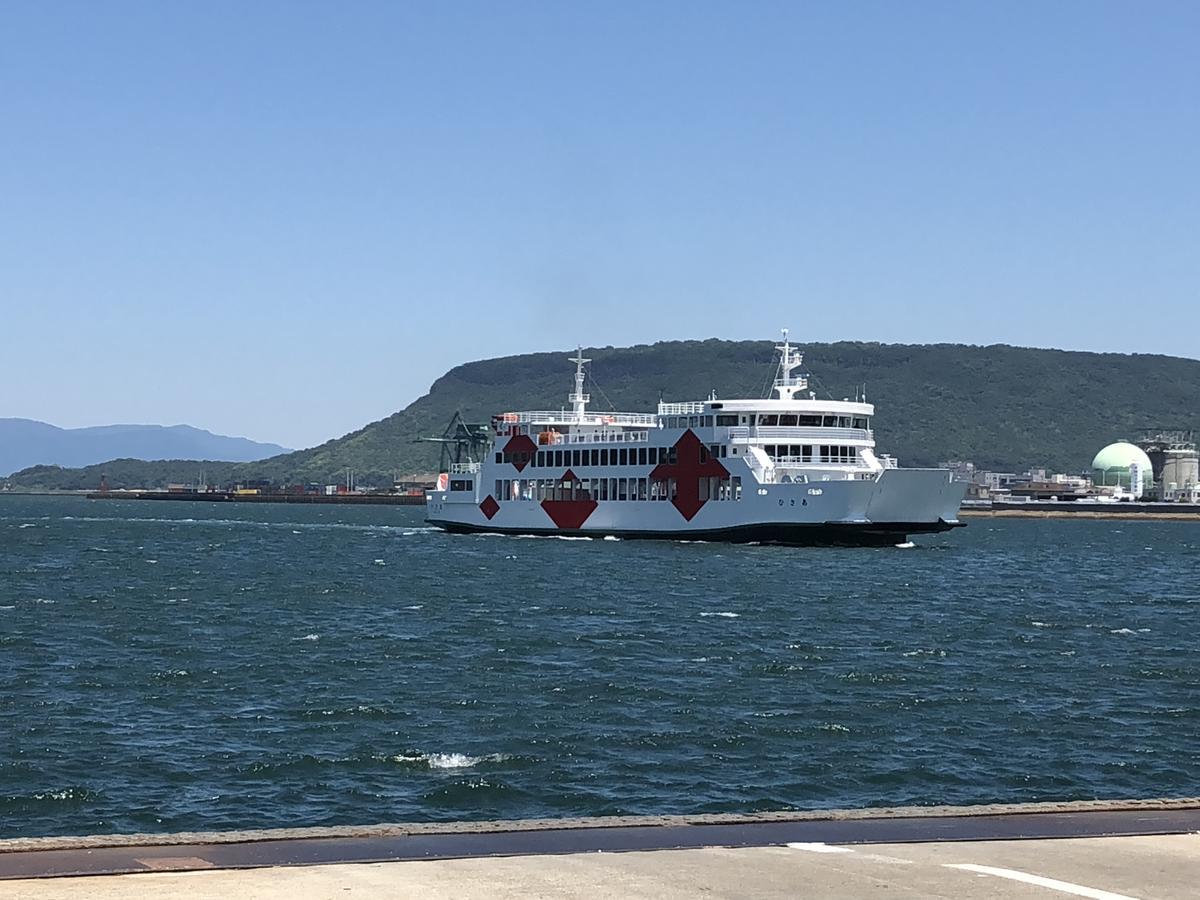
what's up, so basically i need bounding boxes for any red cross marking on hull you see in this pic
[650,429,729,521]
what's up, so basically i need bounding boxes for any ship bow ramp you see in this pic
[864,469,966,531]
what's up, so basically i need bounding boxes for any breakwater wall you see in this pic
[85,491,424,506]
[961,501,1200,520]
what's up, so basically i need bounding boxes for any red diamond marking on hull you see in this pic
[479,495,500,520]
[650,429,729,522]
[541,499,598,530]
[503,435,538,472]
[541,468,597,529]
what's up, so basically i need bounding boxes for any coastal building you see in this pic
[982,471,1020,490]
[1050,473,1092,489]
[1007,479,1090,501]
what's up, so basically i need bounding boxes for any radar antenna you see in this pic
[568,347,591,420]
[773,329,809,400]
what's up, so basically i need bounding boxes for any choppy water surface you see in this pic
[1,494,1198,838]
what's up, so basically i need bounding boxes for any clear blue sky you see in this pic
[2,2,1197,449]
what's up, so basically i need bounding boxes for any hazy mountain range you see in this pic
[0,419,290,477]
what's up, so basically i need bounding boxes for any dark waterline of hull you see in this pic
[432,518,964,547]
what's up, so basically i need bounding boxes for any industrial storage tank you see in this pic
[1160,447,1200,501]
[1091,441,1154,496]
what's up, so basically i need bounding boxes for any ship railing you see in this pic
[657,401,706,415]
[773,455,870,468]
[500,410,658,427]
[449,461,481,474]
[757,466,873,484]
[553,430,650,445]
[727,426,873,442]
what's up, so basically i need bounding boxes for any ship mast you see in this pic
[568,347,591,421]
[773,329,809,400]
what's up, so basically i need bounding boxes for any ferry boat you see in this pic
[426,334,966,546]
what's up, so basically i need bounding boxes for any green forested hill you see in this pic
[8,340,1199,490]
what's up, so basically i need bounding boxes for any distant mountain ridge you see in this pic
[5,339,1200,490]
[0,419,291,476]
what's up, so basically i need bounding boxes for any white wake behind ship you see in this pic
[426,334,966,546]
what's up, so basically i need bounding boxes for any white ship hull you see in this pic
[425,338,967,547]
[427,436,965,546]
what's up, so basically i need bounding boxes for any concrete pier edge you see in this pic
[4,796,1199,854]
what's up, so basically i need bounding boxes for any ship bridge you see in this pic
[653,333,882,478]
[491,334,887,481]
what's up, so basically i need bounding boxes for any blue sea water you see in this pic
[1,494,1198,839]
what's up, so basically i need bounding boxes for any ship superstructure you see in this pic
[426,334,965,546]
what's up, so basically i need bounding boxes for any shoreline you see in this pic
[960,506,1200,520]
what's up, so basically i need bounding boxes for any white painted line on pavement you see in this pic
[944,863,1140,900]
[785,842,854,853]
